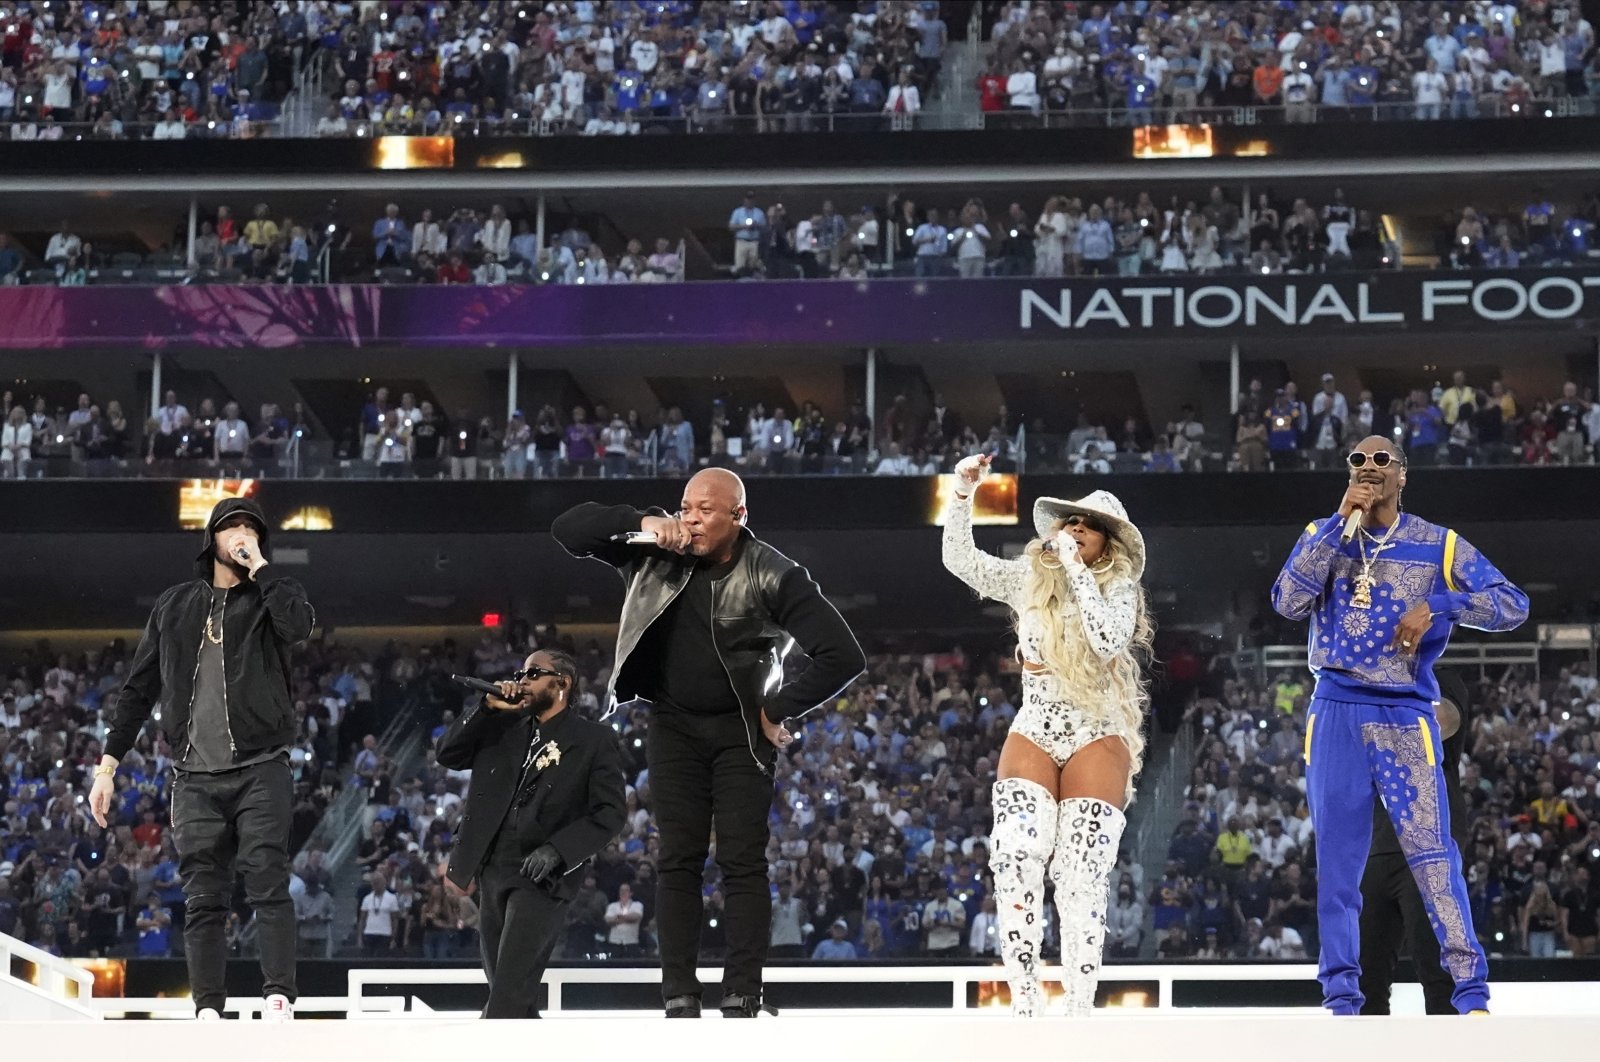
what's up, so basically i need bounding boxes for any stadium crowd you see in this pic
[981,0,1600,124]
[7,182,1600,287]
[308,0,953,139]
[7,3,1600,142]
[5,369,1599,483]
[0,628,1070,963]
[0,0,336,140]
[0,630,432,958]
[5,614,1599,964]
[1159,661,1600,959]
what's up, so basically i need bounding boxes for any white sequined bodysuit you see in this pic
[941,492,1140,765]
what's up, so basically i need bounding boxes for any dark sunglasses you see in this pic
[1346,451,1403,470]
[511,665,564,682]
[1063,514,1110,536]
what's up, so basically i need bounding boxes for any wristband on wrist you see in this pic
[93,764,115,778]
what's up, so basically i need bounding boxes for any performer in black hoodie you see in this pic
[436,648,626,1018]
[552,468,865,1019]
[90,498,314,1021]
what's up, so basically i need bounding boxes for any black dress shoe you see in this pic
[720,994,778,1018]
[664,995,702,1018]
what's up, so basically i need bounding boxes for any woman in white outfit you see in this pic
[942,454,1152,1018]
[1034,196,1068,276]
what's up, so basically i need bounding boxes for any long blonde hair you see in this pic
[1017,529,1155,782]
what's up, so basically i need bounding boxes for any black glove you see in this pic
[520,844,563,885]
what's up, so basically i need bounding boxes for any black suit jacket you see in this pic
[437,700,626,899]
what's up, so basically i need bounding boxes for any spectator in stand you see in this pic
[0,234,22,285]
[812,918,858,960]
[885,68,921,117]
[644,238,680,283]
[1077,204,1114,276]
[729,191,767,277]
[436,251,471,285]
[912,207,948,278]
[564,407,597,475]
[605,882,644,958]
[501,411,530,480]
[474,251,508,287]
[371,204,408,266]
[950,213,990,279]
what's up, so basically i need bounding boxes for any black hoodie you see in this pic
[105,498,315,764]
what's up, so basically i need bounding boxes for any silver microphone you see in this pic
[609,531,660,545]
[1339,508,1363,545]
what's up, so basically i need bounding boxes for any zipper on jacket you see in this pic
[219,590,236,756]
[606,566,693,718]
[183,587,210,762]
[709,578,770,778]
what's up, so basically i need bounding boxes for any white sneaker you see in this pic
[196,1008,223,1021]
[263,994,294,1022]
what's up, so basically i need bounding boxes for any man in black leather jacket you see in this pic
[90,497,314,1021]
[553,468,864,1018]
[436,648,625,1019]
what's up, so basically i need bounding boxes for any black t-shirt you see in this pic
[1562,886,1599,937]
[180,587,234,770]
[412,415,443,460]
[533,424,563,453]
[1235,874,1272,920]
[622,542,745,714]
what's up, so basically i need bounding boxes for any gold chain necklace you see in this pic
[1351,515,1401,609]
[204,590,224,644]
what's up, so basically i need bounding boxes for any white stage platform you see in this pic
[5,1013,1600,1062]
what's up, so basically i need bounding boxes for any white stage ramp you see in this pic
[5,1013,1600,1062]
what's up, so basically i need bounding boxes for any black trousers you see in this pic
[1359,850,1455,1015]
[477,862,566,1018]
[172,758,296,1013]
[646,707,774,1003]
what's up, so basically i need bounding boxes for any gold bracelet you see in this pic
[93,764,115,778]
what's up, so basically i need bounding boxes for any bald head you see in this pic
[679,469,747,563]
[687,467,746,509]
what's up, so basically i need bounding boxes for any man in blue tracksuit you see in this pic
[1271,436,1527,1015]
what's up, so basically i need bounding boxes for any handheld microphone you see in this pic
[609,531,660,545]
[1339,507,1364,545]
[450,674,507,697]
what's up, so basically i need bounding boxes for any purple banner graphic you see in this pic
[2,271,1597,350]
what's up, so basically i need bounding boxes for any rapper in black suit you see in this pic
[436,648,626,1018]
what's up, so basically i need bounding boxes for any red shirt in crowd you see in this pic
[436,261,471,284]
[977,72,1005,112]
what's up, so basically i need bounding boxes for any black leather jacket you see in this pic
[551,503,865,774]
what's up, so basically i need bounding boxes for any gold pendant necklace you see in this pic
[204,592,224,644]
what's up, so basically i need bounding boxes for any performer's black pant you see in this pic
[172,758,297,1014]
[476,863,566,1018]
[1359,850,1455,1015]
[646,706,774,1003]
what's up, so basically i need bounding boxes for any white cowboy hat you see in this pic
[1032,490,1146,579]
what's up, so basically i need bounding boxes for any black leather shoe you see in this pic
[664,995,702,1018]
[720,994,777,1018]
